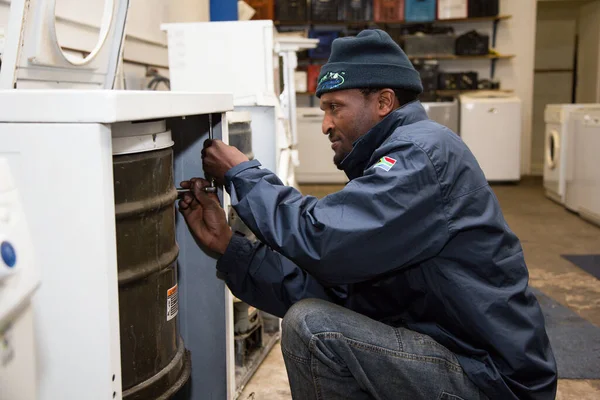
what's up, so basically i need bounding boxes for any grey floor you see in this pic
[240,178,600,400]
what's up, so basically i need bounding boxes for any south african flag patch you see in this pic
[374,156,397,172]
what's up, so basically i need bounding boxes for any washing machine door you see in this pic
[543,127,561,201]
[0,0,129,89]
[545,129,560,171]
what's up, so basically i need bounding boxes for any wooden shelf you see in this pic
[435,89,514,96]
[299,54,514,64]
[409,54,515,61]
[382,15,511,26]
[275,20,371,26]
[296,89,514,96]
[275,15,511,27]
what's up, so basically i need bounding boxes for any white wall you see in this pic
[530,1,579,175]
[496,0,538,176]
[576,0,600,103]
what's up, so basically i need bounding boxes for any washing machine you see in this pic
[0,158,40,400]
[0,1,235,399]
[459,91,522,181]
[565,110,600,225]
[422,99,459,134]
[543,104,600,205]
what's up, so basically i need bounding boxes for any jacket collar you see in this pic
[339,101,429,180]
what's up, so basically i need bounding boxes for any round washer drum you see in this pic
[112,120,191,399]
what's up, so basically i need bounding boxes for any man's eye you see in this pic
[330,104,338,111]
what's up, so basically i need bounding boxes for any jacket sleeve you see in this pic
[216,233,348,318]
[224,141,450,286]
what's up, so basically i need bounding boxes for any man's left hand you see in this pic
[202,140,249,185]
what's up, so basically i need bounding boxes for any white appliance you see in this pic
[422,99,459,134]
[0,158,40,400]
[163,20,280,101]
[162,21,318,190]
[296,108,348,184]
[459,91,522,181]
[0,1,234,399]
[565,110,600,225]
[543,104,600,205]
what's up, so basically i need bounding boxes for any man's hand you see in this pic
[202,140,249,185]
[178,178,232,255]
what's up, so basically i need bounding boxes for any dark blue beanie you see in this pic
[316,29,423,98]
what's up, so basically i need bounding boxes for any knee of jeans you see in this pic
[282,298,329,348]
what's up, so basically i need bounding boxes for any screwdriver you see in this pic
[204,113,217,194]
[176,113,217,197]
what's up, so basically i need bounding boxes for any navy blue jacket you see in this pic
[217,101,558,399]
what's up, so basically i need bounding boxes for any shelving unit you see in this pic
[409,54,514,61]
[275,15,511,27]
[284,13,513,102]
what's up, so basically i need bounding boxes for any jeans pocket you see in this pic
[438,392,466,400]
[310,333,351,376]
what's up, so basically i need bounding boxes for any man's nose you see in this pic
[322,114,334,136]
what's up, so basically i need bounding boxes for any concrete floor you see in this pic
[240,178,600,400]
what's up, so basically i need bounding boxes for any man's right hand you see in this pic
[178,178,232,255]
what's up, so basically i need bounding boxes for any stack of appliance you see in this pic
[0,1,235,399]
[563,109,600,227]
[459,91,522,182]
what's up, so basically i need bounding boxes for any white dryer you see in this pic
[459,91,522,182]
[422,99,459,134]
[543,104,600,204]
[565,110,600,225]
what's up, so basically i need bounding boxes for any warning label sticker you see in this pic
[167,284,179,321]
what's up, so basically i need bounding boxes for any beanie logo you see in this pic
[318,71,345,91]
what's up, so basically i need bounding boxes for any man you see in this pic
[179,30,557,399]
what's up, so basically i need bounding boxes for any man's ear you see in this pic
[377,89,396,116]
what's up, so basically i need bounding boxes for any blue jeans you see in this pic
[281,299,488,400]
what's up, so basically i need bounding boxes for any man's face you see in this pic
[320,89,382,167]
